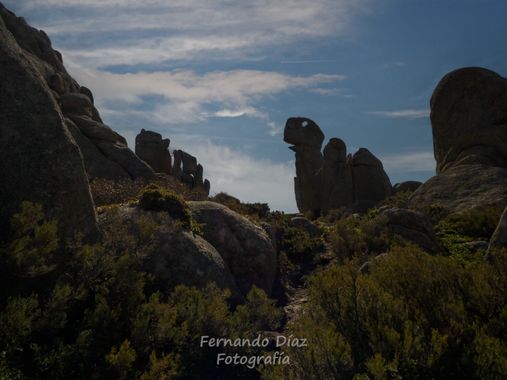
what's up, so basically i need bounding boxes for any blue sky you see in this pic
[5,0,507,211]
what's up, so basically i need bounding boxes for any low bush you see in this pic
[0,203,283,380]
[265,246,507,380]
[138,185,199,233]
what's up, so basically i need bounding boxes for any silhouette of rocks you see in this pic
[284,117,392,214]
[172,149,211,195]
[135,129,172,174]
[410,68,507,212]
[0,5,99,241]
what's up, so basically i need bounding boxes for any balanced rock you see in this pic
[0,7,99,241]
[135,129,172,174]
[188,201,277,297]
[284,117,392,214]
[410,67,507,212]
[284,117,325,214]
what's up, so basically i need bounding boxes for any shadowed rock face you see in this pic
[284,117,324,214]
[284,117,392,214]
[284,117,325,149]
[188,201,277,297]
[171,149,211,195]
[410,67,507,212]
[0,4,153,183]
[135,129,172,174]
[431,67,507,173]
[0,6,99,241]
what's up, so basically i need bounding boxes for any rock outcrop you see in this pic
[188,201,277,297]
[284,117,392,214]
[410,68,507,212]
[99,206,242,301]
[173,149,211,195]
[0,4,153,183]
[0,5,99,241]
[135,129,172,174]
[378,208,441,253]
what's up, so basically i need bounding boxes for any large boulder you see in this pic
[431,68,507,173]
[135,129,172,174]
[99,206,241,300]
[378,208,440,253]
[409,68,507,212]
[410,164,507,212]
[0,8,99,241]
[351,148,392,204]
[188,201,277,297]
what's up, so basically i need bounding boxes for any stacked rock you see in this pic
[284,117,392,214]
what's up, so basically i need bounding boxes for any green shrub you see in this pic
[325,213,389,259]
[266,246,507,380]
[0,203,284,379]
[279,227,323,261]
[138,185,200,233]
[435,205,503,261]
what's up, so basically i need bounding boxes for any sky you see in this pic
[4,0,507,212]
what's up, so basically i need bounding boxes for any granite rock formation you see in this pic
[284,117,392,214]
[0,4,153,183]
[409,68,507,212]
[99,205,242,301]
[377,208,441,253]
[0,5,99,241]
[188,201,277,297]
[135,129,172,174]
[173,149,211,195]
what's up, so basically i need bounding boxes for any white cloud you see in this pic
[368,109,430,119]
[381,151,435,172]
[267,121,283,136]
[8,0,370,67]
[68,64,344,125]
[171,139,297,212]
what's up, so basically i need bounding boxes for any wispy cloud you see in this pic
[9,0,371,68]
[172,138,297,212]
[368,109,430,119]
[68,64,345,126]
[381,151,435,172]
[267,122,283,136]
